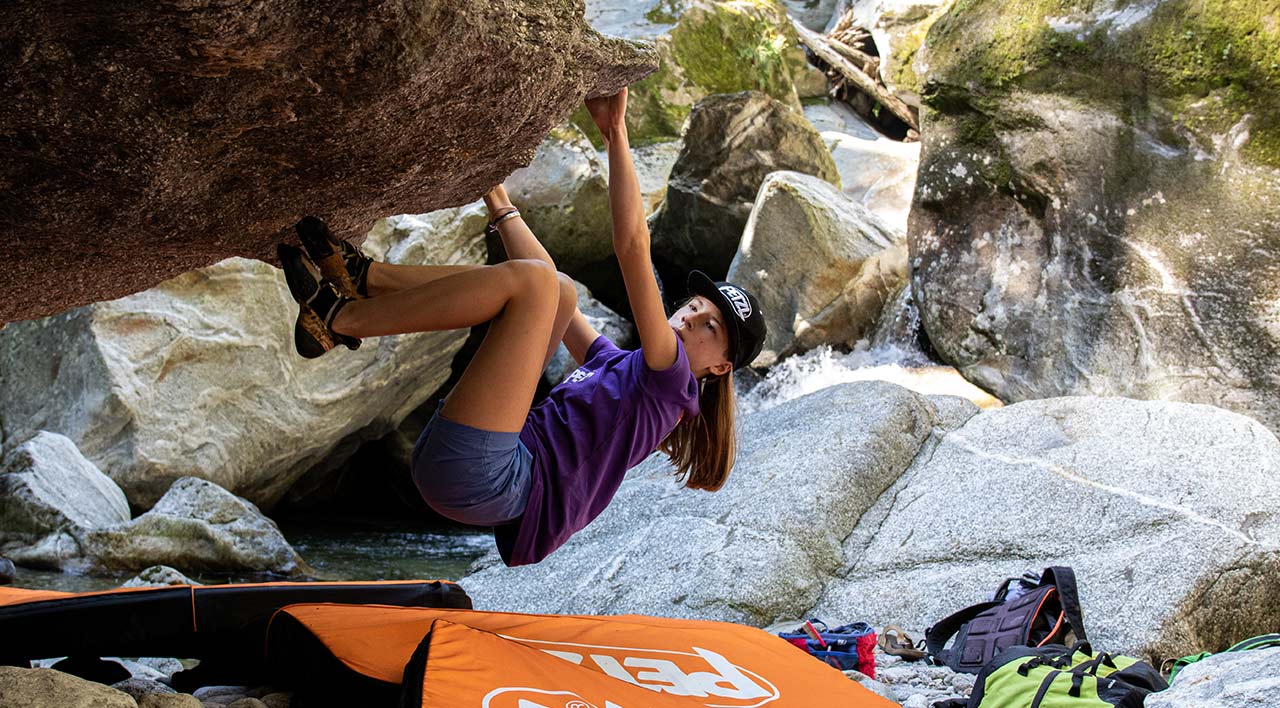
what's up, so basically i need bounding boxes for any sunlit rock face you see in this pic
[728,171,906,367]
[802,101,921,233]
[648,91,840,281]
[0,0,655,324]
[909,0,1280,434]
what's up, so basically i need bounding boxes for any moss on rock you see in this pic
[570,0,812,146]
[889,1,956,96]
[923,0,1280,166]
[671,0,804,103]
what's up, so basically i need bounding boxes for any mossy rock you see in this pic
[672,0,809,102]
[922,0,1280,167]
[887,1,955,100]
[574,0,813,146]
[909,1,1280,439]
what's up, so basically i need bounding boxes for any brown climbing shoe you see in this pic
[294,216,371,298]
[279,244,361,357]
[294,305,337,359]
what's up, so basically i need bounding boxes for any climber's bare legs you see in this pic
[364,263,481,298]
[332,259,561,432]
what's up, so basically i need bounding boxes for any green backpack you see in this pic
[1167,633,1280,682]
[934,642,1168,708]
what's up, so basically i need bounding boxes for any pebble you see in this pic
[113,676,177,699]
[193,686,251,702]
[874,647,970,707]
[139,694,203,708]
[259,693,292,708]
[843,669,899,702]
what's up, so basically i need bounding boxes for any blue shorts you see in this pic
[410,402,533,526]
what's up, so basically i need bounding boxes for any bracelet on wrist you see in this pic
[487,208,522,234]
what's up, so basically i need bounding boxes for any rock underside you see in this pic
[0,0,657,324]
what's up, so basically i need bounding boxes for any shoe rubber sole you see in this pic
[278,244,320,305]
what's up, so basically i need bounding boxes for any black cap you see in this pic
[687,270,767,371]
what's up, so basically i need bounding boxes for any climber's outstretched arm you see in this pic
[587,88,677,373]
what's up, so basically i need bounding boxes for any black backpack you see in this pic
[926,567,1087,674]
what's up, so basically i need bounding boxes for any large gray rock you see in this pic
[463,382,941,623]
[0,667,137,708]
[1147,647,1280,708]
[803,101,921,232]
[0,432,131,550]
[504,123,613,274]
[0,212,485,509]
[71,477,309,576]
[649,91,841,279]
[585,0,682,40]
[1,0,656,324]
[813,397,1280,659]
[728,171,907,366]
[910,0,1280,438]
[544,280,636,385]
[121,565,198,588]
[616,140,683,217]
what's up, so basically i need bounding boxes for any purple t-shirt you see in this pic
[495,334,699,566]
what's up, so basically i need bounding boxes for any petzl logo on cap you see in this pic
[719,285,752,321]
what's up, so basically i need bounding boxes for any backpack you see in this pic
[933,642,1167,708]
[927,567,1087,674]
[1167,633,1280,682]
[777,619,878,678]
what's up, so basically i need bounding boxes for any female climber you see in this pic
[278,87,767,565]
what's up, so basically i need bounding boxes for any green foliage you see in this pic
[1138,0,1280,165]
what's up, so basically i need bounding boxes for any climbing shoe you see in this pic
[278,244,361,358]
[294,216,371,298]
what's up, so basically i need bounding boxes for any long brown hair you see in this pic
[659,371,737,491]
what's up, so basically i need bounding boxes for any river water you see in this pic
[10,519,493,594]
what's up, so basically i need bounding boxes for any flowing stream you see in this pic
[11,519,493,593]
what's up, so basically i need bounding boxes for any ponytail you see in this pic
[659,371,737,491]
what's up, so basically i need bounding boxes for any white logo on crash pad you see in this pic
[719,286,751,321]
[486,639,779,707]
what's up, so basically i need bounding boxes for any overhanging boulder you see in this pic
[1,0,656,324]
